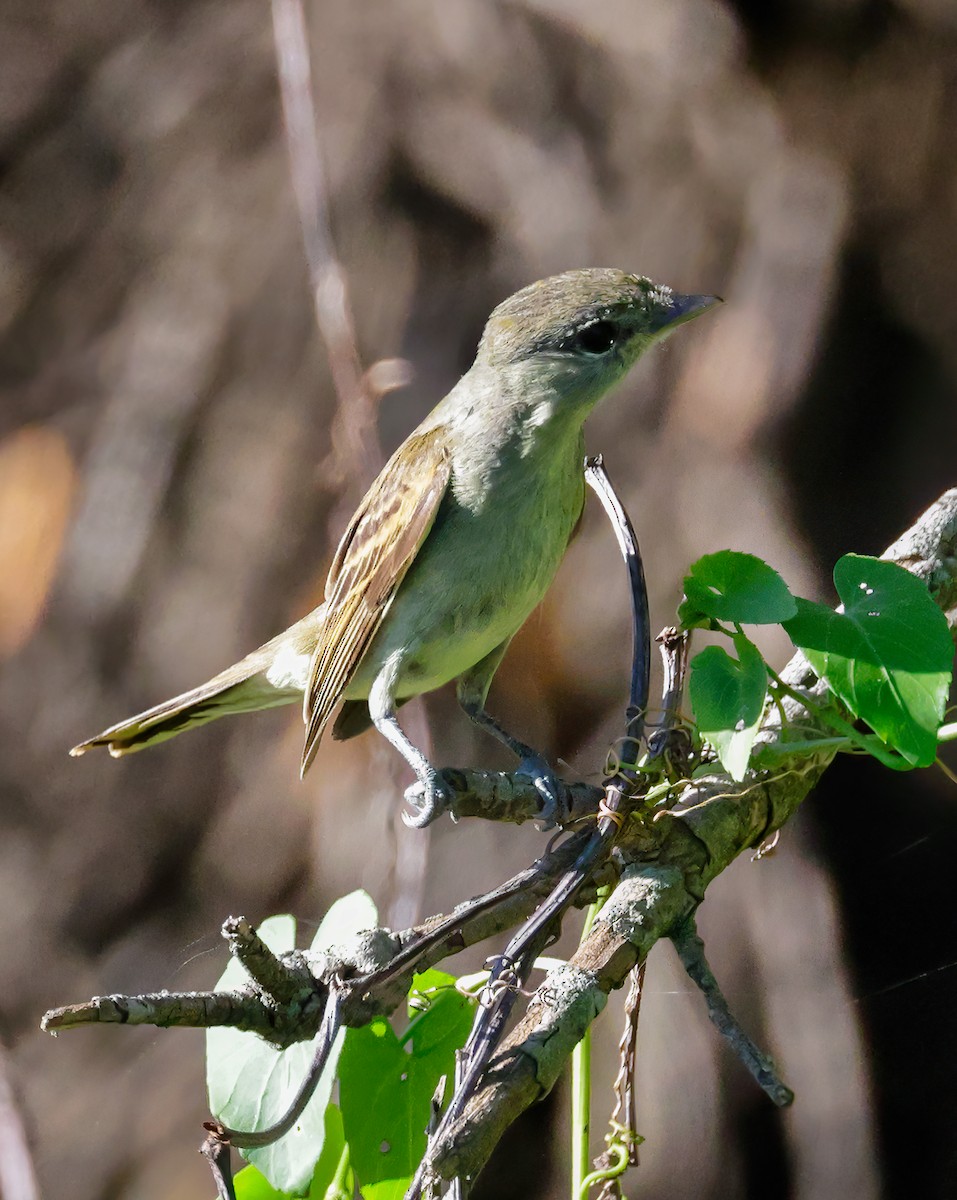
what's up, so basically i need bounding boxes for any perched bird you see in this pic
[72,268,718,824]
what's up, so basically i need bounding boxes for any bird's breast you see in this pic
[346,432,586,698]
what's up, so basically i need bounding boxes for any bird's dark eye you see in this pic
[571,320,619,355]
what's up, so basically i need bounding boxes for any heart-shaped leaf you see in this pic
[679,551,797,629]
[233,1105,350,1199]
[783,555,953,766]
[689,633,768,780]
[339,969,474,1200]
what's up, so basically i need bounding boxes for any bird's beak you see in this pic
[649,292,722,334]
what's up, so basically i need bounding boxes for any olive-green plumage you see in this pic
[72,269,718,820]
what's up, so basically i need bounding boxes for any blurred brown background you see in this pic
[1,0,956,1197]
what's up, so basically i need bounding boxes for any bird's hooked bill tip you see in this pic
[669,293,722,320]
[647,291,722,335]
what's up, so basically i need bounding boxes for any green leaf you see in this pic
[783,555,953,767]
[689,633,768,780]
[679,551,797,628]
[234,1106,350,1199]
[234,1164,290,1200]
[207,893,378,1196]
[339,969,474,1200]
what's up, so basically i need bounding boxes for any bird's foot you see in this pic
[402,770,452,829]
[515,754,567,830]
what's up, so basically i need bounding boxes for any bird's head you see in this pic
[475,268,718,412]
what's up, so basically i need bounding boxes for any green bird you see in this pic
[72,268,718,824]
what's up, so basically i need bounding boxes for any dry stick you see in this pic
[436,769,603,825]
[647,626,692,771]
[199,1135,234,1200]
[423,487,957,1187]
[40,829,599,1043]
[409,458,653,1199]
[222,916,318,1005]
[41,989,286,1039]
[270,0,378,487]
[671,918,793,1107]
[612,962,645,1167]
[221,0,418,1094]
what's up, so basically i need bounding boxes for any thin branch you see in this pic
[270,0,379,485]
[222,916,317,1005]
[671,918,793,1107]
[270,0,432,940]
[41,828,604,1041]
[606,962,645,1168]
[200,1133,236,1200]
[647,627,693,771]
[436,768,602,825]
[585,456,650,745]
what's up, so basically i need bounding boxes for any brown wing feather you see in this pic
[300,427,451,775]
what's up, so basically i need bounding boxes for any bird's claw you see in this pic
[402,773,451,828]
[516,754,566,830]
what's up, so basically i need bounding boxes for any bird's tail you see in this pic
[69,618,319,758]
[70,670,299,759]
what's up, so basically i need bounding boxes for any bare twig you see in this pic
[41,828,603,1040]
[585,456,650,747]
[199,1133,236,1200]
[434,768,603,825]
[647,627,693,772]
[671,918,793,1107]
[606,962,645,1168]
[269,0,379,487]
[222,916,317,1005]
[270,0,432,936]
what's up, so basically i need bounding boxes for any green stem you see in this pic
[326,1139,352,1200]
[753,735,853,760]
[579,1141,629,1197]
[570,896,606,1199]
[766,671,909,770]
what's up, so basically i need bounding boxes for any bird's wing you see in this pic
[300,426,452,774]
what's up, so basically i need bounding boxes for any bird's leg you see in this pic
[456,643,566,828]
[368,652,447,828]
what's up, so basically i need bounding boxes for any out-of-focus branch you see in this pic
[0,1044,40,1200]
[270,0,380,488]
